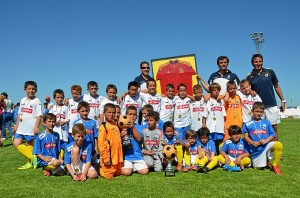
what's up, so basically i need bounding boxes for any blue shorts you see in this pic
[14,134,35,142]
[210,133,224,141]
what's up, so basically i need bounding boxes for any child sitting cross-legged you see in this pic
[219,125,251,172]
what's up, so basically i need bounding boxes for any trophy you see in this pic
[162,145,177,177]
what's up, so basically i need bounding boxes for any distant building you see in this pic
[280,106,300,118]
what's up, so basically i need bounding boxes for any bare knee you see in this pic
[137,168,149,175]
[87,169,98,179]
[122,168,133,176]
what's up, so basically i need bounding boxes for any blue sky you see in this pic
[1,0,299,107]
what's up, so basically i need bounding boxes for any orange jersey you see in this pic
[224,95,242,141]
[98,121,123,166]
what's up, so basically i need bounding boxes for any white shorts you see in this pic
[71,161,95,174]
[123,160,148,172]
[263,106,280,125]
[252,141,275,168]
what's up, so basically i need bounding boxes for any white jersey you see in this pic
[82,94,105,128]
[160,96,178,123]
[99,98,120,114]
[173,97,192,128]
[67,97,82,133]
[50,105,69,141]
[190,98,206,131]
[120,94,143,123]
[16,97,42,135]
[140,92,162,113]
[237,91,262,123]
[205,98,226,133]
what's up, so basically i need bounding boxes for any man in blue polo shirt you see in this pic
[197,56,240,95]
[134,61,153,91]
[246,53,285,141]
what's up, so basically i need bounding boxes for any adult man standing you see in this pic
[246,54,285,141]
[197,56,240,95]
[134,61,153,91]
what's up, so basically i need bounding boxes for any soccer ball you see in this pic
[118,115,132,129]
[162,145,177,160]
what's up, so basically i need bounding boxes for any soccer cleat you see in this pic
[231,165,241,172]
[43,169,51,176]
[191,164,198,171]
[176,163,183,171]
[18,162,32,170]
[223,164,231,171]
[183,165,190,172]
[32,155,38,169]
[272,164,281,175]
[203,167,209,174]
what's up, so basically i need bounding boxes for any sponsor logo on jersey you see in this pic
[211,106,222,111]
[56,114,66,119]
[148,100,159,105]
[252,130,266,135]
[89,103,99,108]
[192,107,204,112]
[126,103,139,108]
[71,109,77,114]
[145,140,159,146]
[177,104,189,109]
[44,143,57,149]
[86,129,93,134]
[243,100,255,105]
[165,104,173,109]
[229,150,244,155]
[21,108,33,114]
[228,104,239,108]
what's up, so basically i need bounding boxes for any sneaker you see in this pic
[32,155,38,169]
[223,164,232,171]
[18,162,32,170]
[272,164,281,175]
[2,137,6,141]
[203,167,209,174]
[176,163,183,171]
[197,166,204,173]
[43,169,51,176]
[191,164,198,171]
[183,165,190,172]
[231,165,241,172]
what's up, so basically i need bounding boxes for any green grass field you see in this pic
[0,119,299,198]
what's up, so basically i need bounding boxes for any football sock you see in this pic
[17,144,33,160]
[44,165,56,170]
[183,150,191,166]
[175,145,183,165]
[240,157,251,167]
[272,141,283,166]
[206,156,219,170]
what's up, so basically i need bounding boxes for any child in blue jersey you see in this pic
[73,101,98,155]
[196,127,219,174]
[33,113,65,176]
[219,125,251,172]
[161,121,184,171]
[242,102,283,174]
[121,106,149,176]
[141,104,164,131]
[64,123,98,181]
[183,130,200,172]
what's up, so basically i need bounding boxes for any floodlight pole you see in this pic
[250,32,265,54]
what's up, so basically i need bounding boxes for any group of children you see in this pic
[11,77,283,181]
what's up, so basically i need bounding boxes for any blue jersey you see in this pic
[74,118,97,147]
[162,134,180,146]
[189,142,199,155]
[123,124,144,161]
[64,140,93,164]
[242,119,276,158]
[198,140,216,156]
[246,68,279,107]
[33,131,61,165]
[220,138,249,158]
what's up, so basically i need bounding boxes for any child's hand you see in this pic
[80,173,87,181]
[13,125,18,132]
[104,161,111,166]
[72,174,80,181]
[259,139,268,145]
[120,129,127,138]
[198,152,204,159]
[252,141,260,147]
[125,121,133,128]
[161,140,166,146]
[250,90,257,96]
[175,138,180,145]
[185,142,190,148]
[235,156,242,165]
[44,156,52,163]
[144,150,153,155]
[33,127,40,135]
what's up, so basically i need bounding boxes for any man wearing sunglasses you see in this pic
[134,61,153,91]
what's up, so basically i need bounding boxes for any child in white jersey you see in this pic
[13,81,42,169]
[49,89,69,148]
[190,84,206,131]
[67,85,83,136]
